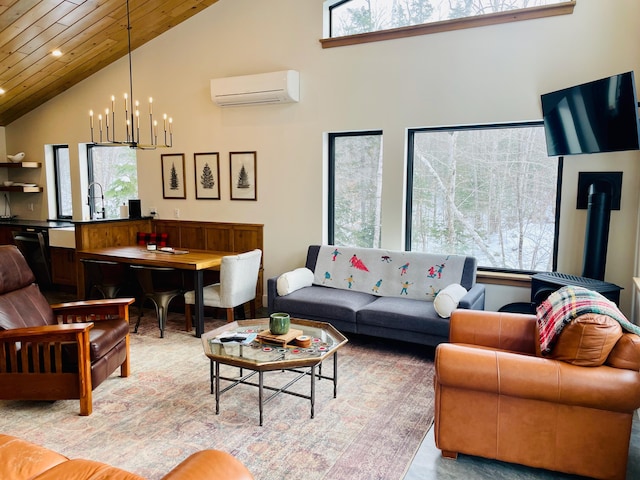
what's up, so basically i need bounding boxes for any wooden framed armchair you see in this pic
[0,245,134,415]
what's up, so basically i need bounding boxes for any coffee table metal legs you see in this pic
[211,355,338,425]
[258,372,264,425]
[310,364,316,419]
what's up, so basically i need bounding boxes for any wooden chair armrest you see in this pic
[50,298,135,324]
[0,323,93,342]
[50,297,135,311]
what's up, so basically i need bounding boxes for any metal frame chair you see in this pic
[132,265,183,338]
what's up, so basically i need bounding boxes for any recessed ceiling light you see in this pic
[52,49,62,57]
[0,88,5,95]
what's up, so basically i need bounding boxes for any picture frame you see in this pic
[229,151,257,201]
[194,152,220,200]
[161,153,186,199]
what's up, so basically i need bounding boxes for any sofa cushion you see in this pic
[434,283,468,318]
[0,434,68,480]
[0,245,37,295]
[606,333,640,370]
[536,285,636,355]
[62,318,130,367]
[357,296,451,338]
[272,285,376,325]
[547,313,622,366]
[277,268,314,296]
[35,459,144,480]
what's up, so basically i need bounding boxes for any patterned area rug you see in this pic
[0,310,435,480]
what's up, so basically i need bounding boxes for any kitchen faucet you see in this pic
[87,182,106,220]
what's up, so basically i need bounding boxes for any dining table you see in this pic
[76,245,236,337]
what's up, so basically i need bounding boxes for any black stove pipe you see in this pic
[581,182,612,281]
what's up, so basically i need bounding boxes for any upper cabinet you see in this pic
[0,162,43,192]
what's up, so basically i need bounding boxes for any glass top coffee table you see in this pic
[201,318,348,426]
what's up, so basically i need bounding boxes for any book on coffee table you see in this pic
[257,328,303,346]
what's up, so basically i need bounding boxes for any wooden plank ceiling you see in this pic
[0,0,219,126]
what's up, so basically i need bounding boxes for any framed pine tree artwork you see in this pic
[194,152,220,200]
[161,153,186,199]
[230,151,257,201]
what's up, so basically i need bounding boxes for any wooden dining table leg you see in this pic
[194,270,204,337]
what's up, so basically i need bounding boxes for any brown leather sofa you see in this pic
[0,244,134,415]
[434,309,640,480]
[0,434,254,480]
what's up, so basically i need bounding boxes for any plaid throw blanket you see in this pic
[536,285,640,355]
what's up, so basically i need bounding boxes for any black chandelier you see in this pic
[89,0,173,149]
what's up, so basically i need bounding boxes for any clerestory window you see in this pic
[322,0,575,48]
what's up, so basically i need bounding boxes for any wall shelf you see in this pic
[1,161,43,193]
[0,161,41,168]
[0,185,43,193]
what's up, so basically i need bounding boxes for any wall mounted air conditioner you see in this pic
[210,70,300,107]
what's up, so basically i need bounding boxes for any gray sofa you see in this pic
[267,245,485,347]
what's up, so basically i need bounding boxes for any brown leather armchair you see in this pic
[0,245,134,415]
[0,434,254,479]
[434,309,640,480]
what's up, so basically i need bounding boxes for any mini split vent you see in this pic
[210,70,300,107]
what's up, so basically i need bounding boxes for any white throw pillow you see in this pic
[434,283,468,318]
[277,267,314,296]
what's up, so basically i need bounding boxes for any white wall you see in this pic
[4,0,640,316]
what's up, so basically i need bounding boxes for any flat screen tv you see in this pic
[541,71,640,156]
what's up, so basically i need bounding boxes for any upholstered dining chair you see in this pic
[0,245,134,416]
[131,265,183,338]
[184,249,262,329]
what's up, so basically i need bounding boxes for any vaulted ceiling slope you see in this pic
[0,0,219,126]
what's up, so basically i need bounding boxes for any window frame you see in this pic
[52,144,72,220]
[321,0,576,48]
[86,144,138,220]
[327,129,383,246]
[405,121,563,275]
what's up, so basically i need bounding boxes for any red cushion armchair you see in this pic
[434,309,640,480]
[0,245,134,415]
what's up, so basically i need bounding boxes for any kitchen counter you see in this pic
[0,219,74,229]
[69,216,152,225]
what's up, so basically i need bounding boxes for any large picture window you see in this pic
[328,131,383,248]
[407,123,561,272]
